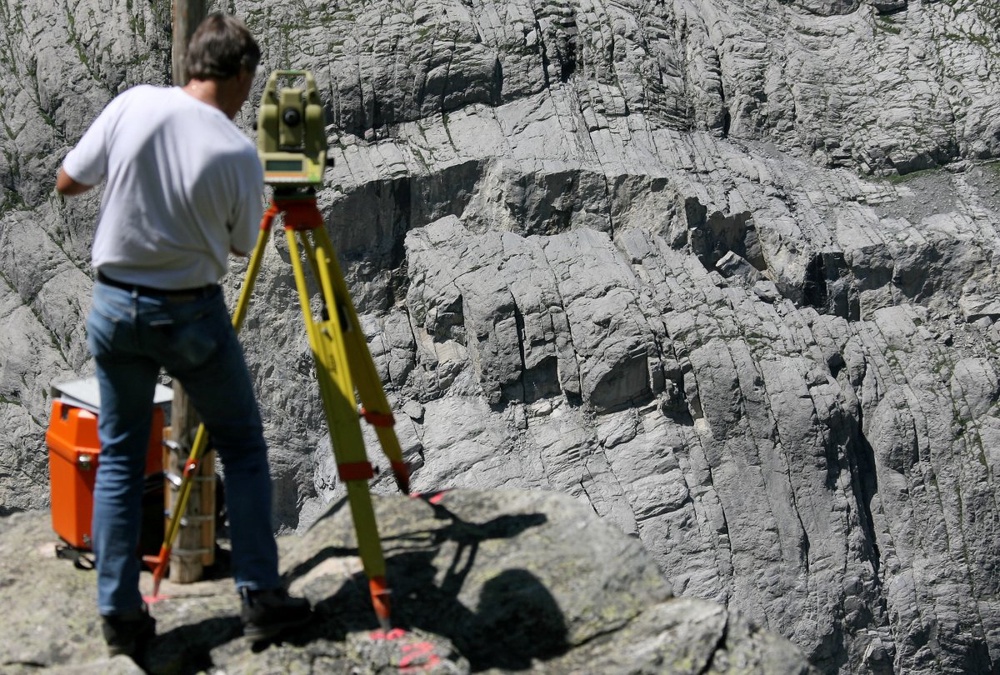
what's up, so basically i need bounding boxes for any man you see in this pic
[56,13,311,659]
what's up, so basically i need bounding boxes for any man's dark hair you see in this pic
[184,13,260,80]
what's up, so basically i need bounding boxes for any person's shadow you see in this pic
[145,492,569,673]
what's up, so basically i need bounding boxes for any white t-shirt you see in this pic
[62,85,263,289]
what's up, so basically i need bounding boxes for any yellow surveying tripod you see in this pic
[145,71,409,630]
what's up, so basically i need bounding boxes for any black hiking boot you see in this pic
[101,604,156,659]
[240,586,312,642]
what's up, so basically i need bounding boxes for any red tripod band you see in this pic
[360,406,395,427]
[338,461,375,481]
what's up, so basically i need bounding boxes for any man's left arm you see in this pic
[56,93,122,197]
[56,167,94,196]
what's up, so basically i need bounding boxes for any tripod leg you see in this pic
[145,225,273,598]
[144,424,210,597]
[286,228,393,628]
[231,226,273,333]
[310,226,410,494]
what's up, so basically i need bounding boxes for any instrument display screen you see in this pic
[266,160,304,172]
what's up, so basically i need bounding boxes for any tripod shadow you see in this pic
[291,493,569,670]
[140,494,568,673]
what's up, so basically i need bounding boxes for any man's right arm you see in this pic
[56,167,94,196]
[228,149,265,258]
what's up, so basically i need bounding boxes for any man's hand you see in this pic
[56,167,93,196]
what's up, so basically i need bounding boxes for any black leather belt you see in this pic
[97,271,217,301]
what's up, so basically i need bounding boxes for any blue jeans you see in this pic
[87,281,280,616]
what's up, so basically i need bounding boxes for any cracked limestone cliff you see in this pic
[1,0,1000,673]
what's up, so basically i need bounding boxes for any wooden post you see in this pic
[164,415,216,584]
[172,0,207,85]
[167,0,215,584]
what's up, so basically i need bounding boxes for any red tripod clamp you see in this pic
[260,192,324,233]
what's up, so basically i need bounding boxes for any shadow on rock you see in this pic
[292,495,568,670]
[143,616,242,674]
[142,602,351,674]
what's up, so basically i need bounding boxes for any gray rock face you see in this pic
[0,489,814,674]
[2,1,1000,673]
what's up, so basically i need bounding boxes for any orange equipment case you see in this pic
[46,379,171,550]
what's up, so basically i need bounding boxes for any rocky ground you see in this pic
[2,1,1000,673]
[0,489,814,674]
